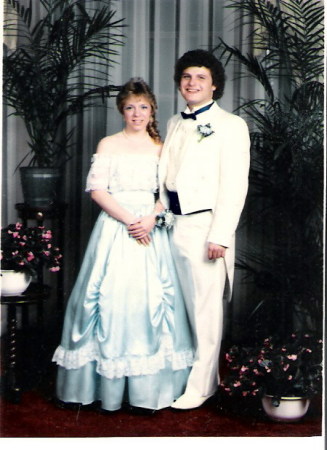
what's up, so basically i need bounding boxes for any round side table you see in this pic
[1,283,51,403]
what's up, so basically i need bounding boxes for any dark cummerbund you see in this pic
[167,190,211,216]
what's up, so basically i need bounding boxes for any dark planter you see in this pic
[20,167,62,207]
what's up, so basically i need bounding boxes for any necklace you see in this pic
[122,129,149,144]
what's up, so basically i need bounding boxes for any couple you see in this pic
[52,49,250,414]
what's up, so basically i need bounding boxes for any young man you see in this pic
[158,49,250,409]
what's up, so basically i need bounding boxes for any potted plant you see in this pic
[219,333,323,421]
[1,222,62,295]
[3,0,125,206]
[214,0,324,340]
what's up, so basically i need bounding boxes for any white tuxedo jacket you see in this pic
[159,102,250,246]
[159,102,250,291]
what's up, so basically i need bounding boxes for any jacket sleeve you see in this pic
[158,115,178,209]
[207,116,250,247]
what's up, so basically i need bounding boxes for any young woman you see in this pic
[52,78,193,413]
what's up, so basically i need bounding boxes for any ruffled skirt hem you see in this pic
[52,337,193,379]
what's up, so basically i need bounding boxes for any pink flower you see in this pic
[2,223,61,274]
[288,375,293,380]
[306,348,312,353]
[240,365,249,373]
[225,353,233,363]
[27,252,35,261]
[233,381,241,387]
[283,364,290,371]
[287,354,297,360]
[42,231,52,239]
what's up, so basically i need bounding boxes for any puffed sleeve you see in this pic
[85,154,111,192]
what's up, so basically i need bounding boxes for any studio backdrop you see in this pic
[2,0,253,332]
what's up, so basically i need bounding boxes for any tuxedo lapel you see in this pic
[159,115,194,180]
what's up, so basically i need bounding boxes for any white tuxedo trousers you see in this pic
[169,211,226,398]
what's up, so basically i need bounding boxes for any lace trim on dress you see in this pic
[85,154,111,192]
[85,153,159,194]
[52,337,193,379]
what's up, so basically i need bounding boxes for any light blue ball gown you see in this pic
[52,152,193,411]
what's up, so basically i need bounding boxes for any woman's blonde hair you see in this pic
[116,77,161,144]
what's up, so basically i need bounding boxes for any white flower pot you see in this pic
[262,394,310,422]
[1,270,32,296]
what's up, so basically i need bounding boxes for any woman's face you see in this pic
[122,95,152,132]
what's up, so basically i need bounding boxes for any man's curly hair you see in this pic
[174,49,225,100]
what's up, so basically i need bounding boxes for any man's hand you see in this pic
[208,243,226,260]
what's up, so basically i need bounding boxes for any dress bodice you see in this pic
[85,152,159,194]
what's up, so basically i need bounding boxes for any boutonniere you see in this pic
[197,123,215,142]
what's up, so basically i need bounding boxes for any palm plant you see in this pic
[3,0,125,168]
[214,0,324,339]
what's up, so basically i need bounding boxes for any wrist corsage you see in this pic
[155,209,175,229]
[197,123,214,142]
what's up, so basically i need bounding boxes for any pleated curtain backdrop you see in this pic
[2,0,250,318]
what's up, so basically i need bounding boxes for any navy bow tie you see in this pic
[181,102,214,120]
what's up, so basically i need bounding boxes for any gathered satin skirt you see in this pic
[53,191,193,410]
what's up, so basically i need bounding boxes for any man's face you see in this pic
[179,66,216,108]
